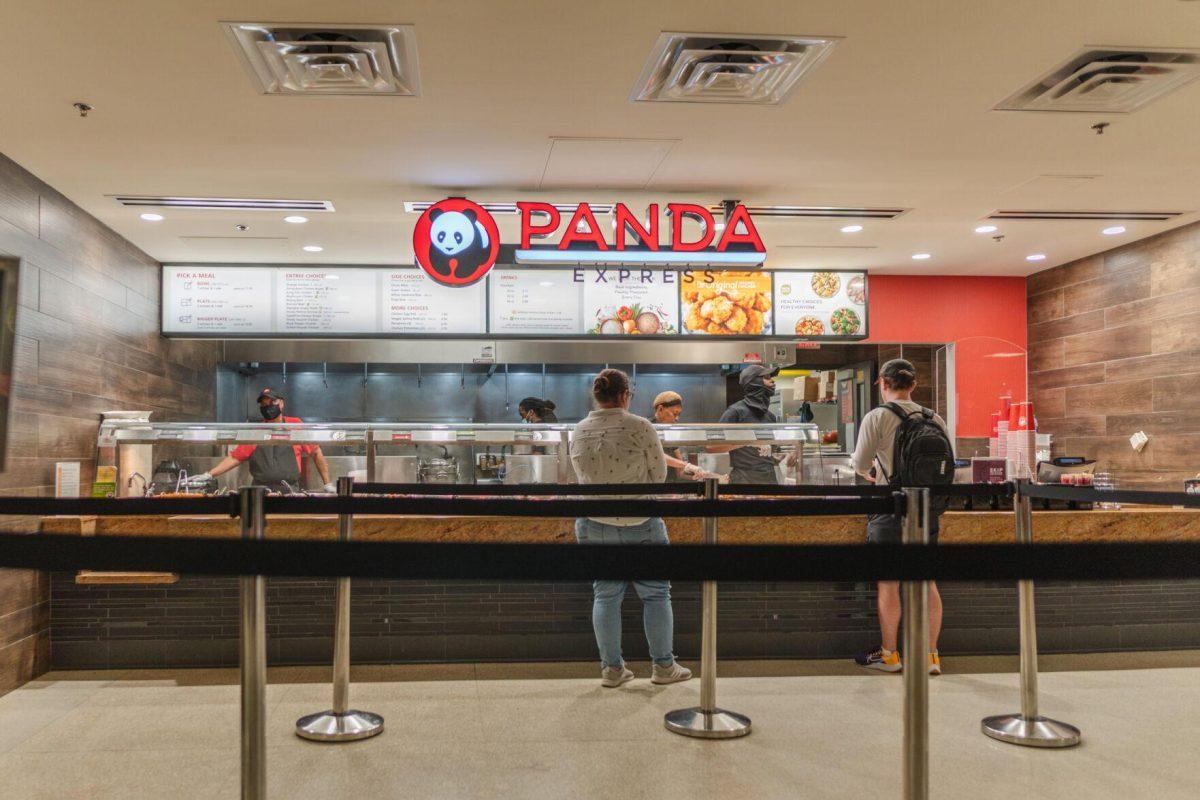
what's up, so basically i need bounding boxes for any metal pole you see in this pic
[239,487,267,800]
[982,480,1080,747]
[901,487,930,800]
[296,477,385,742]
[664,478,751,739]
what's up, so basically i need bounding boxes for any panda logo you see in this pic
[413,198,500,287]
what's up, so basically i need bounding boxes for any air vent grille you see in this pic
[715,205,907,220]
[112,196,335,212]
[403,202,615,215]
[222,22,419,96]
[988,210,1186,221]
[631,32,839,105]
[996,46,1200,113]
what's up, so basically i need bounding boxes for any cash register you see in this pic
[1034,457,1096,510]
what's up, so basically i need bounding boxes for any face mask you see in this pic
[260,403,282,421]
[743,381,774,410]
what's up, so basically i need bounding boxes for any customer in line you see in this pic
[518,397,558,423]
[570,369,692,688]
[851,358,953,676]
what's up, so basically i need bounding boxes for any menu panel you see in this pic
[383,270,486,334]
[680,271,773,336]
[163,266,274,333]
[488,269,583,334]
[580,269,679,335]
[276,269,378,333]
[774,271,868,338]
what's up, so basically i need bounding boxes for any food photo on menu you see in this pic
[580,269,678,335]
[680,271,772,336]
[773,270,868,338]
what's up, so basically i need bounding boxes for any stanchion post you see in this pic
[296,476,385,742]
[902,487,930,800]
[981,479,1081,747]
[664,477,752,739]
[239,486,267,800]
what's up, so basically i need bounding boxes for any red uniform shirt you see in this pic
[230,416,319,472]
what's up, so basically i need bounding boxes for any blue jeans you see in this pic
[574,517,675,668]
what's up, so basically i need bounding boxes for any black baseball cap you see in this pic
[256,388,285,403]
[879,358,916,381]
[738,364,780,386]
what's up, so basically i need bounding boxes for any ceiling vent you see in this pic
[222,22,420,96]
[403,202,615,215]
[715,205,907,220]
[996,46,1200,113]
[630,32,839,104]
[112,196,335,212]
[987,210,1186,221]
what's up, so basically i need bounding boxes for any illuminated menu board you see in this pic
[487,269,583,334]
[580,269,679,336]
[162,265,868,339]
[773,270,868,338]
[680,271,773,336]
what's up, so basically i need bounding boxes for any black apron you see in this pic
[730,466,779,485]
[248,445,301,492]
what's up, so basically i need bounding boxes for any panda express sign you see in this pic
[413,198,766,287]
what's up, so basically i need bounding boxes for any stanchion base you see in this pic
[295,710,385,742]
[981,714,1080,748]
[664,707,752,739]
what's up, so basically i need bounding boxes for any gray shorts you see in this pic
[866,513,940,545]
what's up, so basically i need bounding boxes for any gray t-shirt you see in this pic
[851,401,953,483]
[719,400,777,474]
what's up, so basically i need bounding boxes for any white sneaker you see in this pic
[601,666,635,688]
[651,661,693,685]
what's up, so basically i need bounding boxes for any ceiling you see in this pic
[2,0,1199,275]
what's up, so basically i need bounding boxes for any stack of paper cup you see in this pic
[996,396,1012,460]
[1006,401,1035,480]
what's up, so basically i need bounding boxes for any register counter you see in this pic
[41,507,1200,670]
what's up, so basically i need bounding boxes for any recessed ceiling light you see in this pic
[139,213,164,222]
[302,245,324,253]
[1026,253,1046,261]
[974,225,998,234]
[840,224,863,233]
[284,215,308,224]
[911,253,931,260]
[1102,225,1126,235]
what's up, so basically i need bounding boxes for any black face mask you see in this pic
[743,381,775,411]
[260,403,282,421]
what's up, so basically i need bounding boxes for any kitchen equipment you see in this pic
[148,459,197,495]
[1035,457,1096,485]
[377,455,418,484]
[475,450,505,482]
[502,454,559,484]
[418,454,460,484]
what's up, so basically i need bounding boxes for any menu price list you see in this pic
[774,271,867,337]
[488,269,583,333]
[385,271,485,334]
[162,267,274,333]
[276,270,378,333]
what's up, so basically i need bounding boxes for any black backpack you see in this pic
[881,403,954,486]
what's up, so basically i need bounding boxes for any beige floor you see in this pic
[1,654,1198,800]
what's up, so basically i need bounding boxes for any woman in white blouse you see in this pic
[569,369,692,688]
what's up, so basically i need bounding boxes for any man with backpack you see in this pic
[850,358,955,675]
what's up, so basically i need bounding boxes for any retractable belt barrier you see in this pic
[351,481,704,496]
[5,479,1196,800]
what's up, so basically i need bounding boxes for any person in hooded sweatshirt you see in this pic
[717,365,781,485]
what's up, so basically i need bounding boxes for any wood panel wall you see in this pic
[1027,221,1200,489]
[0,152,219,693]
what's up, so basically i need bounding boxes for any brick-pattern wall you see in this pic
[0,152,219,693]
[49,574,1200,669]
[1027,222,1200,489]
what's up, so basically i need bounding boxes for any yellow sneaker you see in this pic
[855,647,902,673]
[928,652,942,676]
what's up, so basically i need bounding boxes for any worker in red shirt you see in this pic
[193,388,335,493]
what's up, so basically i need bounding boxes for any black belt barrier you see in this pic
[352,482,704,496]
[4,534,1200,582]
[1021,483,1200,508]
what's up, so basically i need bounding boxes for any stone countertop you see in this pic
[40,507,1200,544]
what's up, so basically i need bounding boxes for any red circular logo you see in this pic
[412,198,500,287]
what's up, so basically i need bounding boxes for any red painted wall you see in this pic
[865,276,1027,438]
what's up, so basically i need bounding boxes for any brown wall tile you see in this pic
[1027,289,1065,324]
[1028,220,1200,490]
